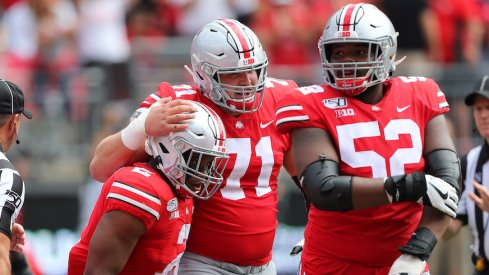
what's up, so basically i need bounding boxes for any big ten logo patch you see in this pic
[335,108,355,118]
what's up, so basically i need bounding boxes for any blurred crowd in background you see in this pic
[0,0,488,274]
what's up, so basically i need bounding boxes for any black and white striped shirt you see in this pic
[458,145,489,259]
[0,151,24,238]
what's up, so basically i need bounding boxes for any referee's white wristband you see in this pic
[120,108,149,150]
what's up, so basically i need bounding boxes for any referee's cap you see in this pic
[0,79,32,119]
[465,75,489,106]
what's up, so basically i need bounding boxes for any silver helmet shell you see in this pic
[145,101,228,199]
[319,3,398,96]
[189,18,268,113]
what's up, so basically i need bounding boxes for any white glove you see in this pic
[290,239,304,256]
[389,254,426,275]
[120,107,151,150]
[421,175,458,218]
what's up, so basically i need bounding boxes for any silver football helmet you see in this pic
[145,101,229,200]
[319,3,402,96]
[188,18,268,113]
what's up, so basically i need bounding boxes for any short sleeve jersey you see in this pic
[138,78,297,266]
[275,76,449,266]
[68,163,193,274]
[0,151,25,239]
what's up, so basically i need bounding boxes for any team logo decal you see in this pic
[167,198,178,212]
[5,190,21,207]
[170,211,180,219]
[323,98,347,109]
[235,121,244,129]
[242,57,255,65]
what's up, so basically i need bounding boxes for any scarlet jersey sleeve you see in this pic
[139,82,201,108]
[275,84,328,134]
[276,77,449,134]
[105,165,173,231]
[400,76,450,121]
[266,77,298,92]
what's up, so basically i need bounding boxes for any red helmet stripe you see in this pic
[221,19,251,59]
[341,4,358,32]
[198,102,226,150]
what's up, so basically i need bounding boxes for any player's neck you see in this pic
[354,84,384,105]
[220,107,242,118]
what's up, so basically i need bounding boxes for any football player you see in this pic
[68,102,229,274]
[88,19,298,274]
[275,3,461,275]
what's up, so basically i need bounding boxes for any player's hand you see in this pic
[422,175,458,218]
[121,97,197,150]
[384,172,458,218]
[469,181,489,212]
[10,223,25,252]
[145,97,197,137]
[290,239,304,256]
[388,254,426,275]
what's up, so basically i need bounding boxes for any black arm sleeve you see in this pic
[424,149,462,196]
[300,158,352,212]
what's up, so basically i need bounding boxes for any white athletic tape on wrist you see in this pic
[121,107,150,150]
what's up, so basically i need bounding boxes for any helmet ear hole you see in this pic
[196,71,204,81]
[181,150,191,164]
[158,142,169,154]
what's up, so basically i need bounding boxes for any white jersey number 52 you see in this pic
[337,119,422,177]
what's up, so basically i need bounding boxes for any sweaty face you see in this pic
[474,95,489,139]
[329,43,374,78]
[184,153,217,192]
[218,70,258,100]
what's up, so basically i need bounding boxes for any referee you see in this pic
[0,79,32,274]
[444,75,489,275]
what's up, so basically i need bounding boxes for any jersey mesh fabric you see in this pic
[276,77,449,271]
[140,79,297,266]
[68,163,193,274]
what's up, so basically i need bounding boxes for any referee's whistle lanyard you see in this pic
[474,141,489,274]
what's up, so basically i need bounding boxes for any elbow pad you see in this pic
[300,158,352,212]
[424,149,461,196]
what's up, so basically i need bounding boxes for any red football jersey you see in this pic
[276,77,450,268]
[68,163,193,275]
[140,78,297,266]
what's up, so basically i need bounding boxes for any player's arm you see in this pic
[390,114,461,274]
[90,98,196,182]
[292,127,388,211]
[442,218,464,240]
[84,211,146,274]
[293,123,459,215]
[283,148,297,178]
[417,113,459,237]
[0,234,11,274]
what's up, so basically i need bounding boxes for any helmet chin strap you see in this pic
[184,65,195,79]
[392,56,407,72]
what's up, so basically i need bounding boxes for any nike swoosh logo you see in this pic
[260,120,274,129]
[396,105,411,112]
[432,185,448,200]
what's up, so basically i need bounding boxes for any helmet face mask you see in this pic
[190,19,268,113]
[146,101,229,200]
[319,3,399,96]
